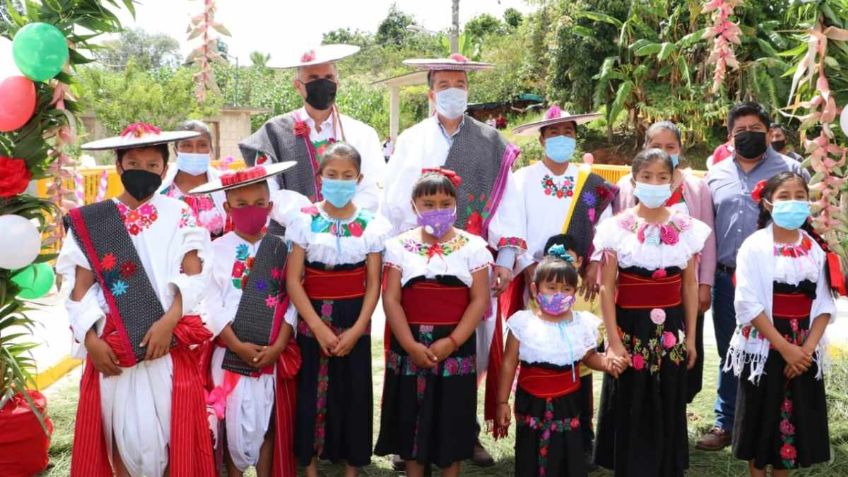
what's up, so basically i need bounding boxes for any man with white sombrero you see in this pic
[379,53,527,469]
[188,162,305,477]
[239,44,385,230]
[503,106,618,465]
[57,123,217,476]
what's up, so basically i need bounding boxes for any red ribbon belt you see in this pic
[303,265,367,300]
[772,293,813,320]
[518,365,581,399]
[401,281,470,325]
[616,271,682,309]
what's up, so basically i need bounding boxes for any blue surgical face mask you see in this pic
[670,154,680,168]
[544,135,576,163]
[633,182,672,209]
[434,87,468,120]
[770,200,810,230]
[321,178,357,208]
[176,152,211,176]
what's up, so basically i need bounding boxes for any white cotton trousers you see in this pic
[210,347,276,472]
[99,355,173,477]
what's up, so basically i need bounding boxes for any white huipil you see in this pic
[205,232,298,472]
[511,161,613,272]
[56,194,211,477]
[382,115,525,373]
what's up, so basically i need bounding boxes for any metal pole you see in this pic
[450,0,459,54]
[234,56,240,107]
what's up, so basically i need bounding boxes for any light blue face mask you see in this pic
[544,135,577,163]
[434,87,468,120]
[770,200,810,230]
[633,182,672,209]
[176,152,211,176]
[670,154,680,168]
[321,178,357,208]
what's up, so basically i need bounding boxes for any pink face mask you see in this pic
[229,204,270,235]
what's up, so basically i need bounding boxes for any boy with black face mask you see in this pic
[57,123,216,476]
[698,103,810,452]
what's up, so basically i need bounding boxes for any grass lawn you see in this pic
[39,343,848,476]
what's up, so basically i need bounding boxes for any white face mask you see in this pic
[633,181,672,209]
[176,152,211,176]
[434,87,468,120]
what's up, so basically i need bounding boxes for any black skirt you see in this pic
[374,279,478,468]
[732,282,830,470]
[514,363,587,477]
[294,262,373,467]
[685,312,705,403]
[594,267,689,477]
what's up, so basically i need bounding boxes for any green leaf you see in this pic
[576,10,623,29]
[608,81,633,124]
[676,28,707,49]
[634,42,662,57]
[657,42,675,62]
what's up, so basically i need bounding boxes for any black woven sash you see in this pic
[443,117,508,237]
[565,173,618,260]
[222,234,289,376]
[65,201,166,363]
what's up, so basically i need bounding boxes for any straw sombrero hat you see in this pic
[403,53,493,72]
[81,123,200,151]
[272,44,360,69]
[513,105,602,136]
[188,162,297,195]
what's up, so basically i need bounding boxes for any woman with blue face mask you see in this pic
[160,119,228,237]
[285,142,391,477]
[609,121,716,404]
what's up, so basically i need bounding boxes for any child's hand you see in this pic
[496,402,511,429]
[252,343,284,369]
[312,323,340,356]
[140,316,177,361]
[409,342,438,369]
[235,341,264,366]
[604,355,627,378]
[780,343,812,377]
[332,327,363,357]
[685,337,697,370]
[428,338,455,363]
[85,332,122,377]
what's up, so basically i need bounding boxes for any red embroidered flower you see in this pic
[232,261,246,278]
[660,224,680,245]
[294,120,310,137]
[465,211,483,236]
[0,156,32,198]
[271,267,283,280]
[751,179,767,202]
[632,354,646,371]
[570,418,580,430]
[101,253,117,271]
[741,325,751,338]
[246,257,255,269]
[662,331,677,349]
[119,261,137,279]
[595,185,613,202]
[781,398,793,414]
[128,223,141,235]
[780,443,797,460]
[539,446,548,457]
[348,220,364,237]
[779,419,795,436]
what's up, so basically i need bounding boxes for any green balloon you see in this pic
[11,262,55,300]
[12,23,69,82]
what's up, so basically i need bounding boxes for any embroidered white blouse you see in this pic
[383,229,493,288]
[592,210,710,270]
[506,309,600,367]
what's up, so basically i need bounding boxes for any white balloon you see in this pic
[0,37,22,80]
[841,105,848,138]
[0,215,41,270]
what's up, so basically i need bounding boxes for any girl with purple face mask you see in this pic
[376,169,492,477]
[495,255,623,477]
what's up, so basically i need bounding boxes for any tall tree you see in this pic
[249,51,270,68]
[375,3,415,46]
[504,7,524,28]
[94,28,181,70]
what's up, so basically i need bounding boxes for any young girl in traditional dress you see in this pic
[496,248,621,477]
[286,143,389,477]
[593,148,709,476]
[375,169,492,477]
[725,172,836,476]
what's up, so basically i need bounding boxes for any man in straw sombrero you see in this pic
[239,44,385,232]
[380,53,528,469]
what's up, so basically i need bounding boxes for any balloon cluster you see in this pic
[0,23,69,132]
[0,215,54,300]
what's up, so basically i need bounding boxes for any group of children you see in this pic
[59,123,836,477]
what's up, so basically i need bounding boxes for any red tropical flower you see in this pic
[119,261,137,279]
[101,253,117,271]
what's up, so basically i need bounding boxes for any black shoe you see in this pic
[470,440,495,467]
[391,454,406,472]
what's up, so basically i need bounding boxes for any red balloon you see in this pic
[0,76,36,132]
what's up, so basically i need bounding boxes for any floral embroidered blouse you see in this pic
[384,229,493,287]
[161,183,226,237]
[506,310,600,367]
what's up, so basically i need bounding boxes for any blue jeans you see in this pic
[712,269,739,431]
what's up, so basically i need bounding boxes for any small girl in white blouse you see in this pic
[496,251,620,477]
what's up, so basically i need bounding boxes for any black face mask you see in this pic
[734,131,768,160]
[120,169,163,201]
[303,78,337,111]
[771,140,786,152]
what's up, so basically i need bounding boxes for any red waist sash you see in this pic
[772,292,813,320]
[401,281,470,325]
[616,271,682,309]
[518,365,581,399]
[303,265,367,300]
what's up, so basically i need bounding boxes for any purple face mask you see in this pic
[416,206,456,239]
[536,292,575,316]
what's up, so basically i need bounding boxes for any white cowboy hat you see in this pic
[188,162,297,194]
[512,105,602,136]
[81,123,200,151]
[272,44,360,69]
[403,53,493,72]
